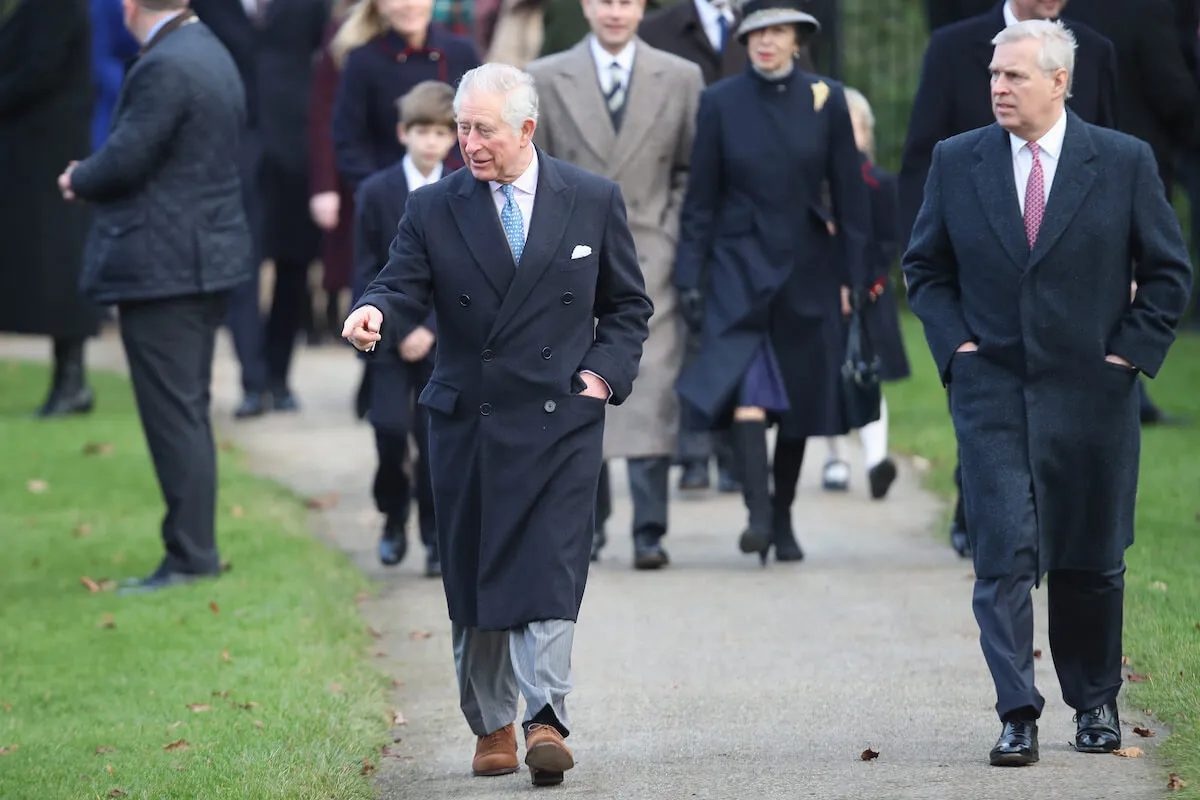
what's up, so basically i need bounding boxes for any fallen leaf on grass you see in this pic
[1128,673,1151,683]
[82,442,115,456]
[1151,581,1169,592]
[1168,773,1188,790]
[304,492,340,511]
[105,764,115,776]
[209,601,219,614]
[221,650,232,663]
[167,721,183,731]
[220,560,233,573]
[73,523,92,538]
[236,702,259,710]
[253,720,263,728]
[1195,623,1200,633]
[391,680,404,688]
[107,790,127,798]
[1133,727,1156,738]
[360,757,375,776]
[218,439,234,452]
[1033,649,1042,659]
[212,691,231,699]
[0,745,18,755]
[409,630,433,641]
[163,739,189,752]
[230,505,244,519]
[1114,747,1145,758]
[81,576,101,593]
[95,746,115,754]
[1122,656,1131,665]
[96,614,116,629]
[329,683,342,694]
[367,626,383,639]
[861,748,880,761]
[187,704,212,713]
[392,710,407,726]
[27,480,48,494]
[2,703,10,712]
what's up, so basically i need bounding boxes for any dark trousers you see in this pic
[594,456,670,540]
[264,258,311,390]
[225,129,268,395]
[118,292,230,575]
[374,427,436,550]
[972,484,1125,720]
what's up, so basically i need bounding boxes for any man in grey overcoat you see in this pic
[904,20,1191,767]
[526,0,703,569]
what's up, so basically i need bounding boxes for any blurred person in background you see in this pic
[331,0,481,190]
[90,0,140,152]
[0,0,101,419]
[821,87,909,500]
[191,0,331,415]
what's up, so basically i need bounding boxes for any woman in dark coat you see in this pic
[821,87,912,500]
[0,0,101,417]
[674,0,870,564]
[330,0,480,190]
[88,0,139,152]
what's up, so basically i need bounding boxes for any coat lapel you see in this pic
[1027,113,1097,271]
[446,172,516,298]
[609,40,667,176]
[971,124,1027,270]
[489,150,575,340]
[555,42,616,164]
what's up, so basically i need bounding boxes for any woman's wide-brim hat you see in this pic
[735,0,820,44]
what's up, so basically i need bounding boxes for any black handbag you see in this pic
[841,299,882,430]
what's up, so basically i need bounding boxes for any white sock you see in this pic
[859,396,889,469]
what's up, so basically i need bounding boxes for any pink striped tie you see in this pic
[1024,142,1045,248]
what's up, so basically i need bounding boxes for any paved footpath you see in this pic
[2,330,1167,800]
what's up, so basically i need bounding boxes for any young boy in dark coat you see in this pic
[353,81,458,577]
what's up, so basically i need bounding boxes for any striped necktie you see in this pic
[605,61,626,116]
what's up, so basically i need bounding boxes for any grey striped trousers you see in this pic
[452,619,574,738]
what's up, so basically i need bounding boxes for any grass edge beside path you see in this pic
[887,312,1200,795]
[0,360,390,799]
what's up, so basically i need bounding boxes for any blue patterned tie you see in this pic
[501,183,524,264]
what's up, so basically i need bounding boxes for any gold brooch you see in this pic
[812,80,829,112]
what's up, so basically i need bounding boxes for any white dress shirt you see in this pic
[145,10,183,42]
[1010,110,1067,215]
[1003,1,1019,26]
[693,0,735,53]
[589,35,636,96]
[402,155,443,191]
[488,147,539,243]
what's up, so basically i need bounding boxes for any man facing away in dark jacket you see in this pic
[58,0,253,594]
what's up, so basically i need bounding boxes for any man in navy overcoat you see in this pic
[344,63,651,787]
[904,20,1191,767]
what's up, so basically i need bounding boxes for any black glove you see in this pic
[678,287,705,332]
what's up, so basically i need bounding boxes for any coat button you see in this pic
[561,292,573,305]
[459,294,471,307]
[396,53,407,63]
[479,402,492,416]
[544,400,556,413]
[541,346,552,359]
[430,51,441,61]
[482,349,494,362]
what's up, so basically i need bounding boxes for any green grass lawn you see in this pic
[0,361,388,799]
[889,312,1200,793]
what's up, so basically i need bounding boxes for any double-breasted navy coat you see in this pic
[356,151,652,629]
[673,66,871,438]
[903,115,1192,579]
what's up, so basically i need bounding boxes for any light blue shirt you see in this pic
[144,10,183,44]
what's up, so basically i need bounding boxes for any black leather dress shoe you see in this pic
[118,568,216,596]
[678,461,710,491]
[868,458,898,500]
[234,393,267,419]
[35,386,95,419]
[1075,702,1121,753]
[990,719,1039,766]
[1141,409,1189,426]
[271,388,300,413]
[633,534,669,570]
[424,552,441,578]
[379,517,407,566]
[590,527,606,562]
[950,522,972,558]
[716,465,741,493]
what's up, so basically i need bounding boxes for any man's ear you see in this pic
[520,119,537,146]
[397,124,409,147]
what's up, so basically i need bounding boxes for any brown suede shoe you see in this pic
[472,723,519,776]
[524,723,574,786]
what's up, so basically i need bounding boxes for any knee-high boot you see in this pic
[733,419,773,564]
[770,437,805,562]
[36,338,94,419]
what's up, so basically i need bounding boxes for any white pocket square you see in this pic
[571,244,592,259]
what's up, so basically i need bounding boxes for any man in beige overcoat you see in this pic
[526,0,702,570]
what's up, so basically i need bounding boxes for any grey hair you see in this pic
[454,63,539,132]
[843,86,876,161]
[992,19,1077,96]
